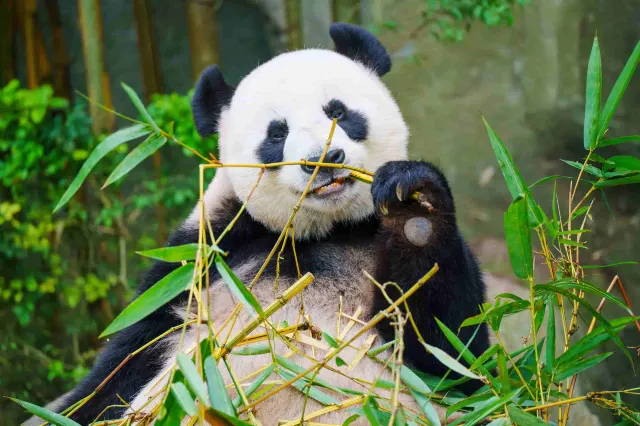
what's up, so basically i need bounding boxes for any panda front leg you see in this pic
[371,160,490,396]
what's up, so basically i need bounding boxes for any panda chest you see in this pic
[207,242,379,335]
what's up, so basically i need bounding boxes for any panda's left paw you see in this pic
[371,161,454,216]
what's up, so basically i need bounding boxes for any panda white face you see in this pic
[216,49,409,238]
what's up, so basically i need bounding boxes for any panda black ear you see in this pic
[329,22,391,77]
[191,65,235,137]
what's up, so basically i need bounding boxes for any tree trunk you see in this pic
[46,0,72,99]
[285,0,303,50]
[0,0,15,86]
[22,0,38,88]
[78,0,112,134]
[185,0,220,83]
[332,0,361,25]
[133,0,167,244]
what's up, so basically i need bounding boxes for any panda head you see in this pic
[192,23,409,239]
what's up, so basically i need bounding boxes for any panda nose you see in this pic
[301,149,346,174]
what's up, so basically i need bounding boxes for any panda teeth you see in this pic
[314,177,346,194]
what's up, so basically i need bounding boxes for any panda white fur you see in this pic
[53,23,490,425]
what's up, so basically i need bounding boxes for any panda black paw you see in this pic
[371,160,454,216]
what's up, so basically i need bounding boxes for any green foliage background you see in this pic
[0,81,216,423]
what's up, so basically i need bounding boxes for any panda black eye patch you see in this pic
[257,120,288,166]
[323,99,368,142]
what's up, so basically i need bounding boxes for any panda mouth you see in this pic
[308,176,353,198]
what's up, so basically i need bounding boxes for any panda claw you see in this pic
[395,184,404,202]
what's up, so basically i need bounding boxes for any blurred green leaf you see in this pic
[544,299,556,375]
[171,382,197,416]
[177,353,210,407]
[100,263,194,337]
[323,331,340,348]
[582,261,638,269]
[54,124,150,212]
[560,160,604,178]
[605,155,640,171]
[204,356,236,416]
[504,196,533,280]
[121,83,161,134]
[598,40,640,140]
[207,407,253,426]
[584,36,601,150]
[215,255,264,319]
[102,134,167,188]
[528,175,572,188]
[362,395,383,426]
[10,398,81,426]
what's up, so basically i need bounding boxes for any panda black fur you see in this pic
[53,23,490,425]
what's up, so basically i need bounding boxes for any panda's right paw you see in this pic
[371,160,454,217]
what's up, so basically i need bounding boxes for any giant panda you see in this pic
[49,23,490,425]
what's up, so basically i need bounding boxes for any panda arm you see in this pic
[371,160,490,394]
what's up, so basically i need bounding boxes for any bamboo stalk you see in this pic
[133,0,167,243]
[78,0,111,134]
[332,0,361,24]
[0,0,15,86]
[46,0,72,99]
[185,0,220,82]
[285,0,303,50]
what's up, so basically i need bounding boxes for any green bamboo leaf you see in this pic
[343,414,361,426]
[54,124,150,212]
[121,82,161,133]
[486,419,512,426]
[171,382,197,416]
[323,331,340,348]
[535,285,633,366]
[215,255,264,318]
[278,369,340,406]
[509,407,547,425]
[232,365,274,407]
[483,118,545,227]
[584,36,601,150]
[177,353,210,408]
[560,160,604,178]
[606,155,640,171]
[155,391,186,426]
[10,398,81,426]
[231,343,271,356]
[435,318,476,365]
[557,238,587,249]
[594,174,640,187]
[400,366,441,426]
[207,407,253,426]
[544,299,556,375]
[449,388,523,426]
[100,263,194,337]
[504,196,533,280]
[367,340,396,357]
[423,342,481,380]
[555,317,638,366]
[497,350,509,392]
[204,356,236,416]
[599,136,640,147]
[336,357,347,367]
[362,395,383,426]
[470,344,501,370]
[102,134,167,188]
[598,41,640,140]
[275,355,345,394]
[582,261,638,269]
[528,175,572,189]
[537,279,630,313]
[446,393,493,419]
[554,352,613,382]
[136,243,222,262]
